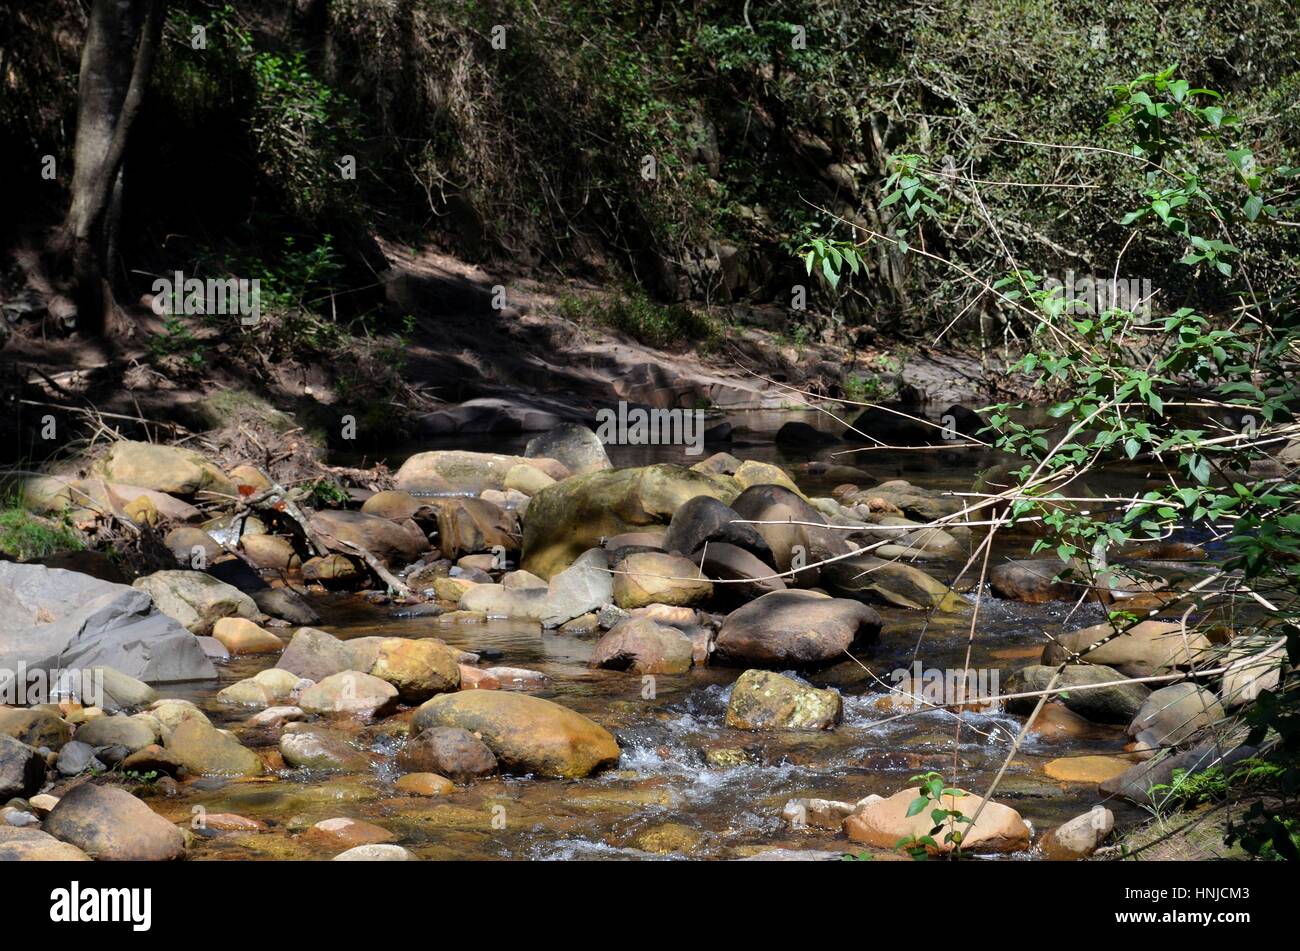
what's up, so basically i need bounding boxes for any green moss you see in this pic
[0,506,84,560]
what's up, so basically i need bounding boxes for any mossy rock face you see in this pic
[412,691,620,779]
[725,669,843,731]
[165,717,264,777]
[522,465,740,580]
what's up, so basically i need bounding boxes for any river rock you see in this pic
[612,551,713,609]
[503,463,556,495]
[132,569,260,635]
[212,617,284,655]
[44,783,185,860]
[725,669,843,730]
[311,509,428,565]
[333,843,415,861]
[0,735,45,799]
[521,464,739,579]
[93,440,237,499]
[280,728,372,772]
[590,619,694,674]
[302,554,362,585]
[74,715,156,754]
[1128,683,1225,749]
[730,484,851,587]
[775,421,839,446]
[1041,806,1114,859]
[990,558,1077,603]
[360,490,427,520]
[240,534,301,570]
[1043,754,1134,783]
[714,589,881,669]
[413,691,620,779]
[395,450,568,494]
[858,479,964,522]
[1042,620,1215,673]
[541,548,614,628]
[305,817,396,849]
[823,554,967,612]
[1006,665,1149,724]
[164,526,223,567]
[694,542,785,605]
[298,671,399,719]
[276,627,355,682]
[165,716,264,776]
[845,405,938,447]
[217,668,306,708]
[431,497,517,560]
[525,423,611,476]
[660,495,773,563]
[0,708,70,749]
[843,786,1030,853]
[252,587,320,625]
[369,638,461,701]
[0,826,92,861]
[398,726,498,781]
[459,584,549,621]
[0,564,215,684]
[56,741,99,776]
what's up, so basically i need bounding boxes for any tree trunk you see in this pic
[58,0,164,336]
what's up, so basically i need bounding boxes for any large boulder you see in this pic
[540,548,614,628]
[525,423,612,476]
[310,509,428,565]
[368,638,461,702]
[398,726,498,781]
[165,716,264,777]
[429,497,516,560]
[132,569,260,635]
[412,691,620,779]
[55,477,207,523]
[845,405,938,447]
[725,670,842,730]
[1043,620,1215,673]
[823,554,967,612]
[0,734,45,799]
[990,558,1077,603]
[1128,683,1225,749]
[298,671,399,719]
[0,827,92,861]
[395,450,568,494]
[0,563,215,684]
[843,786,1030,853]
[0,708,70,749]
[276,627,356,681]
[853,479,964,523]
[74,715,157,754]
[1006,665,1150,724]
[522,465,739,579]
[612,551,713,609]
[590,619,694,674]
[713,589,881,669]
[730,484,851,587]
[93,440,237,499]
[44,783,186,860]
[660,495,773,563]
[694,543,785,606]
[280,728,372,772]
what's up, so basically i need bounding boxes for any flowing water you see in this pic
[151,410,1196,860]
